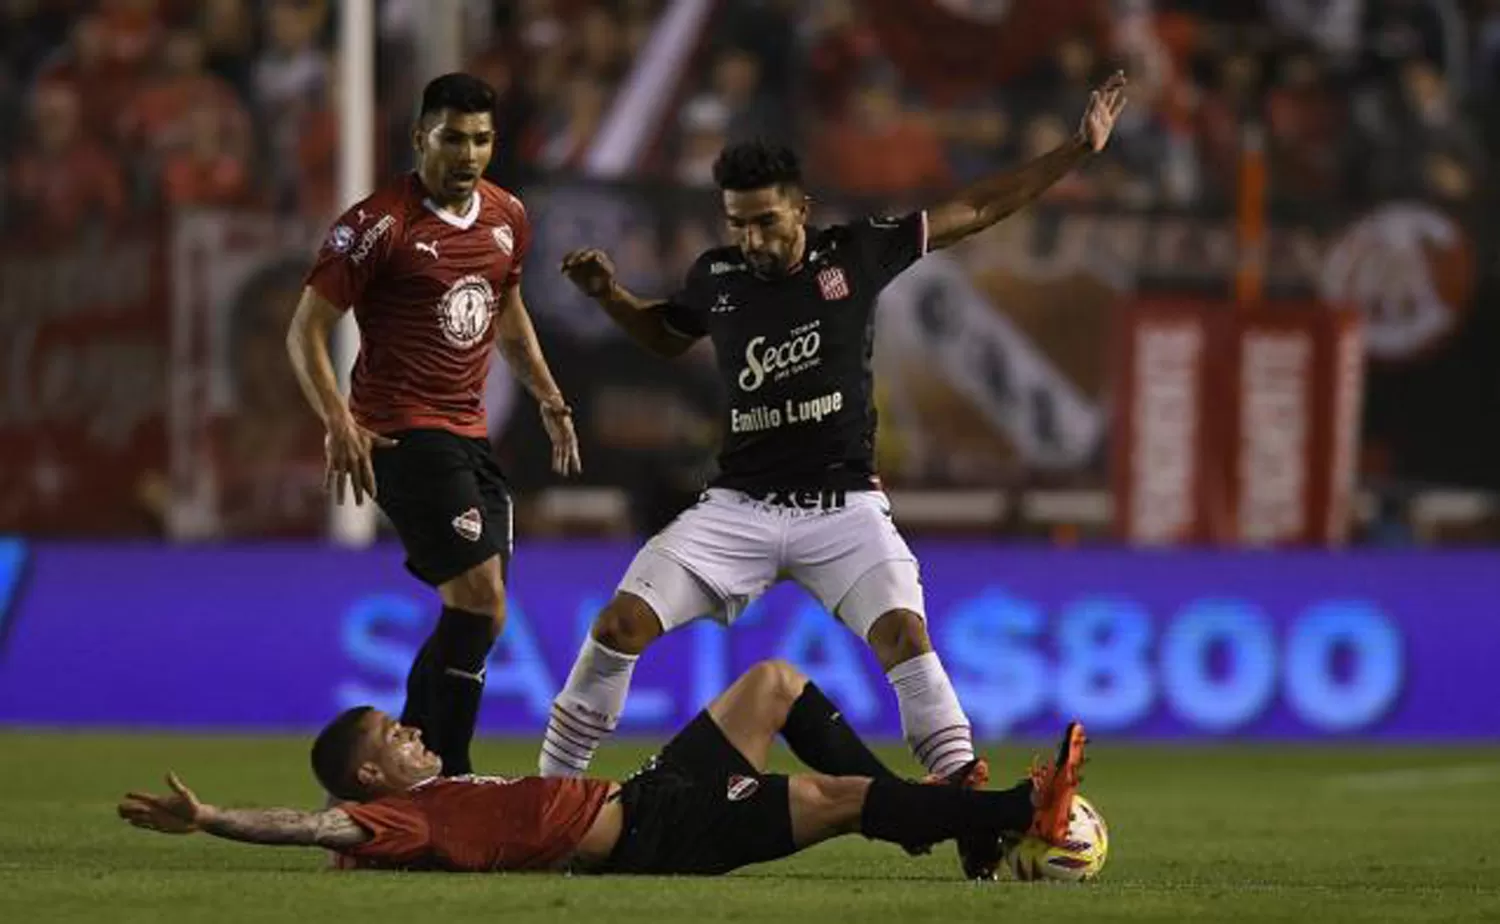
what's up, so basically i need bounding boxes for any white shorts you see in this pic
[617,488,923,638]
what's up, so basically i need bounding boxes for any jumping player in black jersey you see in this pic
[538,72,1127,880]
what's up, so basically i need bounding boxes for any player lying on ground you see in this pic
[119,661,1087,878]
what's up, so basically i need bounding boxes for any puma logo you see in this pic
[415,241,440,260]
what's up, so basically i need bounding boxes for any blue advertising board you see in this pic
[0,540,1496,740]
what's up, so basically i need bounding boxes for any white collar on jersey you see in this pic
[422,191,482,230]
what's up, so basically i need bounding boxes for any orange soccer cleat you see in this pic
[1028,722,1088,846]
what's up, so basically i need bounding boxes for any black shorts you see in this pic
[598,712,796,877]
[370,429,513,587]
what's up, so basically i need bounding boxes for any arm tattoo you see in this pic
[200,807,370,849]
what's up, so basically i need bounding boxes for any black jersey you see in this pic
[661,212,929,493]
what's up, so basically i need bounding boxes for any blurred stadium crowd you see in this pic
[2,0,1498,544]
[4,0,1498,233]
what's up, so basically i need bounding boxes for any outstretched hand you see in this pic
[1078,71,1128,153]
[118,771,206,835]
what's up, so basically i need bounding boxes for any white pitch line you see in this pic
[1324,763,1500,792]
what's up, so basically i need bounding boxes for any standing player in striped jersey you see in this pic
[541,74,1126,879]
[286,73,581,780]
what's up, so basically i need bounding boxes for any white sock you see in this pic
[886,651,976,778]
[539,636,639,777]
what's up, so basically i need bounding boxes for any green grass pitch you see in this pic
[2,732,1497,923]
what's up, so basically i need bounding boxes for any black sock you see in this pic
[859,777,1034,847]
[398,636,436,734]
[424,606,497,777]
[781,682,898,781]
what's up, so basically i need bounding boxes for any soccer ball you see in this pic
[1003,794,1109,882]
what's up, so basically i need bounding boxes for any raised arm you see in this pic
[925,71,1127,251]
[118,771,370,850]
[560,248,698,359]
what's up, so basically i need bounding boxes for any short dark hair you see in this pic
[419,72,497,122]
[311,706,377,800]
[712,141,803,193]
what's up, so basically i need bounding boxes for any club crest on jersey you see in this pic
[816,266,850,301]
[327,224,355,253]
[492,224,514,256]
[726,775,760,802]
[435,274,496,349]
[451,507,483,542]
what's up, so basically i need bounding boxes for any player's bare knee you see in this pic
[866,609,932,671]
[442,561,507,635]
[766,659,809,706]
[591,594,663,655]
[744,660,807,715]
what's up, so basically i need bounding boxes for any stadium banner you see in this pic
[1,539,1496,740]
[860,197,1495,493]
[1111,297,1365,546]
